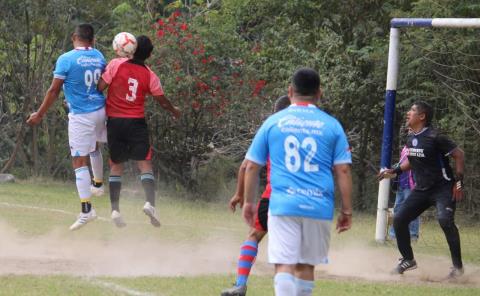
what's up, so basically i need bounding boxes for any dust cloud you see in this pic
[0,220,478,287]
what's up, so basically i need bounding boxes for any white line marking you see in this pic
[0,202,242,232]
[86,277,158,296]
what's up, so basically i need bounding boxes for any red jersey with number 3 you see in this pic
[261,159,271,198]
[102,58,164,118]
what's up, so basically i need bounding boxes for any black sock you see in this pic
[92,180,103,188]
[109,176,122,212]
[141,173,155,206]
[81,200,92,214]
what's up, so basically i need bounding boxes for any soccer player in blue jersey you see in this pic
[243,68,353,296]
[27,24,107,230]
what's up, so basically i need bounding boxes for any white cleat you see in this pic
[69,209,97,231]
[90,184,105,196]
[111,210,127,228]
[143,202,161,227]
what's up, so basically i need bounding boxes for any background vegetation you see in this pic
[1,0,479,215]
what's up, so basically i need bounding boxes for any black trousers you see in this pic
[393,182,463,268]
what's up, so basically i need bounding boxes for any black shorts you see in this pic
[107,117,151,164]
[254,198,269,232]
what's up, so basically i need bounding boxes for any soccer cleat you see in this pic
[90,184,105,196]
[143,202,161,227]
[447,266,464,279]
[221,285,247,296]
[111,210,127,228]
[69,209,97,231]
[391,258,417,274]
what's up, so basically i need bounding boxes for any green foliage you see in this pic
[1,0,479,211]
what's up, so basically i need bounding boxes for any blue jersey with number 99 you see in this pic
[53,48,106,114]
[246,104,352,220]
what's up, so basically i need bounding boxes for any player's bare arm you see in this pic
[229,159,249,212]
[377,158,411,181]
[97,77,109,92]
[334,163,353,233]
[451,147,465,201]
[153,95,181,119]
[243,161,261,226]
[27,78,64,125]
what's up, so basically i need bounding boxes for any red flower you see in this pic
[211,76,219,82]
[252,43,261,53]
[157,30,165,38]
[173,10,181,18]
[157,19,165,26]
[192,101,201,111]
[193,49,200,55]
[252,80,266,96]
[201,58,207,64]
[180,23,188,31]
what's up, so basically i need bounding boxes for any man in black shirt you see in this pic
[379,101,465,278]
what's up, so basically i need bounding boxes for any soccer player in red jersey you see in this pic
[221,95,290,296]
[98,35,180,227]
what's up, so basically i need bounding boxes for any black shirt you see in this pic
[406,127,457,191]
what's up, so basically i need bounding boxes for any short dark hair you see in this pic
[413,101,433,126]
[74,24,94,43]
[133,35,154,61]
[292,68,320,96]
[274,95,290,113]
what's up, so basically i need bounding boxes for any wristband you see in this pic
[341,211,352,216]
[393,166,402,175]
[455,173,464,182]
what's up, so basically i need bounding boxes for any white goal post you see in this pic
[375,18,480,242]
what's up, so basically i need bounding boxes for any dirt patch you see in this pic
[0,220,478,287]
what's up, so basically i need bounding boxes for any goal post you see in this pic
[375,18,480,243]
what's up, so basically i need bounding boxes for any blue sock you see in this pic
[235,240,258,286]
[274,272,296,296]
[295,277,315,296]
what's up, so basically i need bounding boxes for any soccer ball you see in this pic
[112,32,137,58]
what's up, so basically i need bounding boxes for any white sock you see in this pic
[274,272,296,296]
[89,149,103,184]
[75,166,92,200]
[295,277,314,296]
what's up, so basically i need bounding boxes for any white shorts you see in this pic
[68,107,107,157]
[268,215,332,266]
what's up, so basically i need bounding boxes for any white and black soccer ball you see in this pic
[112,32,137,58]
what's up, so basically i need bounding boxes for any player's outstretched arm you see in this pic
[153,95,181,119]
[27,78,63,125]
[229,159,248,212]
[450,148,465,201]
[377,158,411,181]
[334,163,353,233]
[97,78,109,92]
[243,161,261,226]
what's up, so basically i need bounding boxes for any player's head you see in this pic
[289,68,322,102]
[133,35,154,61]
[73,24,95,44]
[273,95,290,113]
[407,101,433,128]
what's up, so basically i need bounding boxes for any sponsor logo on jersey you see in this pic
[408,148,425,157]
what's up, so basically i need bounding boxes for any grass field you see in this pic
[0,180,479,296]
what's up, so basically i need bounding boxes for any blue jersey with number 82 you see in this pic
[246,104,352,220]
[53,48,106,114]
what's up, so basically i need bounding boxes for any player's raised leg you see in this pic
[138,159,160,227]
[90,144,104,196]
[109,161,126,228]
[70,156,97,230]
